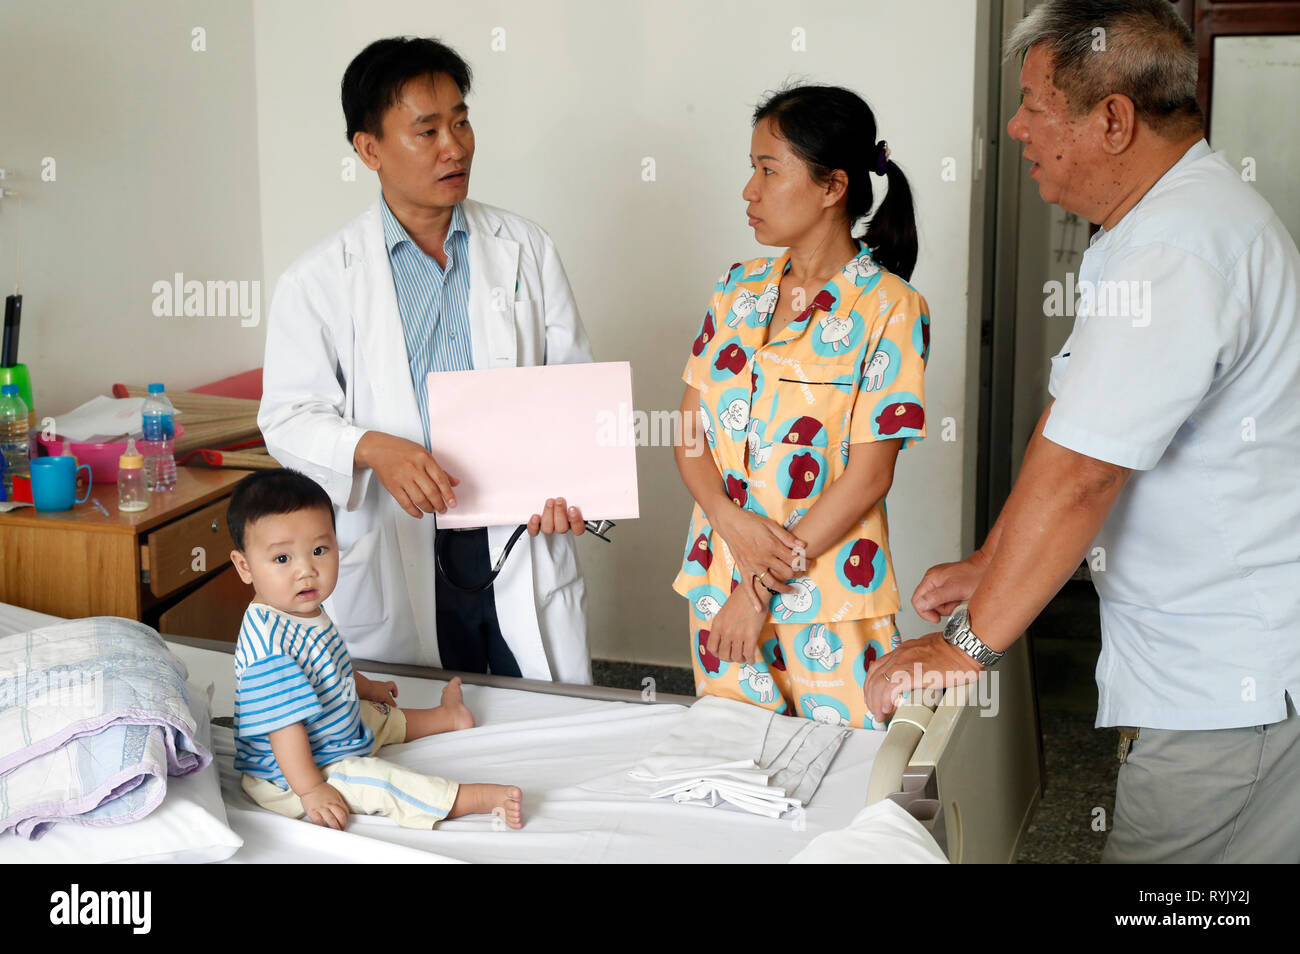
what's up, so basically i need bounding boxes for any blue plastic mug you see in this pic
[30,456,92,512]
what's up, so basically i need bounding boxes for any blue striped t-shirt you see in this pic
[233,603,373,784]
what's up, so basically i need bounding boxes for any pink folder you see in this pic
[426,361,640,528]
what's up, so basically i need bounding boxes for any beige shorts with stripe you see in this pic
[241,701,459,829]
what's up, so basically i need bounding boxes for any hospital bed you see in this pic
[0,600,1040,863]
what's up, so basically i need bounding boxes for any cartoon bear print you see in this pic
[787,451,821,499]
[692,310,715,357]
[725,473,748,507]
[714,342,748,375]
[688,533,713,571]
[782,416,824,446]
[875,401,924,436]
[843,538,880,589]
[796,289,837,322]
[697,630,722,675]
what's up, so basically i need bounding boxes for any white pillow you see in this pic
[2,681,244,863]
[788,798,950,864]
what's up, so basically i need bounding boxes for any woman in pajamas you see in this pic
[673,85,930,729]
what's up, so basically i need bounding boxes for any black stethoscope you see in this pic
[435,519,617,594]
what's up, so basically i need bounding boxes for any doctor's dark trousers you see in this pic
[434,526,523,677]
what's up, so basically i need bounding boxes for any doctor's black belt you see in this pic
[435,519,616,594]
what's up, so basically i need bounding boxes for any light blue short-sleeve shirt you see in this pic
[1045,139,1300,731]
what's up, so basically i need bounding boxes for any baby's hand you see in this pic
[357,674,398,705]
[300,781,350,830]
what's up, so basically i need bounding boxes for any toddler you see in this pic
[226,468,522,830]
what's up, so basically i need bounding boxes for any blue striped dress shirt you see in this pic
[380,195,473,450]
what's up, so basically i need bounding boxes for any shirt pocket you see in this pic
[757,362,856,498]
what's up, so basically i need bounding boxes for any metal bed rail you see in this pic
[164,633,699,706]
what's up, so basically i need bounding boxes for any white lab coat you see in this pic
[258,197,593,682]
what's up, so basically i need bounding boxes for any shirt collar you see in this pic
[380,194,468,255]
[1141,137,1212,204]
[764,242,879,346]
[1092,138,1212,245]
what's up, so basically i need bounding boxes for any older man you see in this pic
[866,0,1300,862]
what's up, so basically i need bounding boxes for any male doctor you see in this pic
[258,37,593,682]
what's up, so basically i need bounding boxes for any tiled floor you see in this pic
[593,580,1115,864]
[591,658,696,698]
[1016,580,1117,863]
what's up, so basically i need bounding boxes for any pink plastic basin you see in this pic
[38,423,186,485]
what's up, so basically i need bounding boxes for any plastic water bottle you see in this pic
[141,383,177,492]
[0,384,29,500]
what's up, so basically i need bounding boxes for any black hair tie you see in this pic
[874,140,890,176]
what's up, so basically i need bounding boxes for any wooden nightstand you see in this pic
[0,468,255,641]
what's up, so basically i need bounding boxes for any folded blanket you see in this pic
[628,696,851,817]
[0,616,210,840]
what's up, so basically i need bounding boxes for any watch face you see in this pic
[944,606,969,641]
[943,607,999,667]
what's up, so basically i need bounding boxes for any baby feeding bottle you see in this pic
[117,438,149,512]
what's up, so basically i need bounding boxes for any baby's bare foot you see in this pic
[439,676,475,731]
[449,783,524,829]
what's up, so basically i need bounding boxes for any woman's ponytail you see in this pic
[863,159,918,281]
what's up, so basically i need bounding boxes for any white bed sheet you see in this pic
[0,603,887,864]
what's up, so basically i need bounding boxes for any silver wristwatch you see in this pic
[943,604,1004,669]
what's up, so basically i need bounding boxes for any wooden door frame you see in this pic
[1192,0,1300,138]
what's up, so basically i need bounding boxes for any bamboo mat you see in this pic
[119,385,264,459]
[219,450,278,469]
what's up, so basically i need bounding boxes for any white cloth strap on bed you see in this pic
[628,696,851,817]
